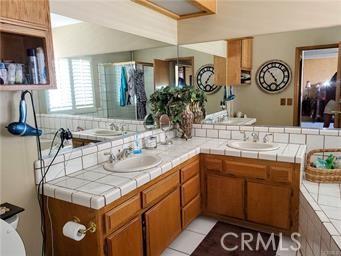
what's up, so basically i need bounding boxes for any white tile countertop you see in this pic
[39,137,306,210]
[71,129,135,142]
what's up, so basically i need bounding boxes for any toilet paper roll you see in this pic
[62,221,86,241]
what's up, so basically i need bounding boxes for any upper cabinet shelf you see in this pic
[0,0,56,91]
[226,37,253,86]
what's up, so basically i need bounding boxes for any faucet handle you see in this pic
[104,152,116,163]
[263,133,273,143]
[240,131,249,141]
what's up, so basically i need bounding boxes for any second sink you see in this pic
[104,154,162,173]
[227,141,280,151]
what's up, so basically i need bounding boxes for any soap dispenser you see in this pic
[133,133,142,154]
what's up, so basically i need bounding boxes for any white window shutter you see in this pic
[71,59,94,109]
[48,59,73,112]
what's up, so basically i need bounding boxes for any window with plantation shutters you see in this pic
[71,59,94,109]
[48,59,73,112]
[47,58,95,113]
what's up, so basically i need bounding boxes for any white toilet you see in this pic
[1,215,26,256]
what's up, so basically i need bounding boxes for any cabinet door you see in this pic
[154,59,170,89]
[226,40,242,85]
[214,55,226,86]
[206,174,244,219]
[145,188,181,256]
[247,181,291,230]
[0,0,50,28]
[241,38,253,70]
[106,217,143,256]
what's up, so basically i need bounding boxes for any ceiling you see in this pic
[50,0,341,45]
[303,48,339,60]
[50,13,82,28]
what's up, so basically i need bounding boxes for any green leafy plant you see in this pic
[149,86,206,125]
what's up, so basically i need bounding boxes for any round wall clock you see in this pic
[196,64,220,94]
[256,60,292,94]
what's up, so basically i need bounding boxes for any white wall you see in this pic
[178,1,341,44]
[233,26,341,126]
[0,92,42,256]
[134,46,224,114]
[52,22,169,58]
[50,0,177,45]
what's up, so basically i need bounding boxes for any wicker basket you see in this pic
[305,148,341,183]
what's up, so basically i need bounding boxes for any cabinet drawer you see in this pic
[142,172,179,207]
[204,157,223,172]
[180,159,200,183]
[181,174,200,207]
[223,160,268,179]
[182,196,201,228]
[104,194,141,234]
[270,166,293,183]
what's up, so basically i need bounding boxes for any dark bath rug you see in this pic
[191,222,279,256]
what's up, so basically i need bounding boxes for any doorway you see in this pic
[294,43,341,128]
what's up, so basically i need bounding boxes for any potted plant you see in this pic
[149,86,206,138]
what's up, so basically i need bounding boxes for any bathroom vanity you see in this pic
[41,137,305,256]
[44,156,201,256]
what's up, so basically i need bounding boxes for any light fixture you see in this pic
[132,0,216,20]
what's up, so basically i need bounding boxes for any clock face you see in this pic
[256,60,292,94]
[196,64,220,94]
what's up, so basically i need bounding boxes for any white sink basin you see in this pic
[103,155,162,173]
[91,129,124,136]
[227,141,280,151]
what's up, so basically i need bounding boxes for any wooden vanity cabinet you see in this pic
[180,158,201,228]
[106,217,143,256]
[145,188,181,256]
[247,182,291,230]
[44,156,200,256]
[206,174,244,219]
[201,154,300,234]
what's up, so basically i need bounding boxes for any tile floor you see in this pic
[161,216,298,256]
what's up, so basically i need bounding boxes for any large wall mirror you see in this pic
[33,14,180,157]
[179,25,341,129]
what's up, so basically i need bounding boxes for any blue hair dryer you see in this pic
[6,91,42,137]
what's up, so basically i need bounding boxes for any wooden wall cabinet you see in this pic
[201,154,300,234]
[0,0,56,91]
[226,37,253,86]
[213,55,226,86]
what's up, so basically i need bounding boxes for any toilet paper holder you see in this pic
[73,216,97,234]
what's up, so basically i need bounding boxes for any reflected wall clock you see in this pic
[256,60,292,94]
[196,64,220,94]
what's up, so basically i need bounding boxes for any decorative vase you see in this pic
[192,103,204,124]
[180,104,194,139]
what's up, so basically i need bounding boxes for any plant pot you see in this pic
[192,103,204,124]
[180,105,194,139]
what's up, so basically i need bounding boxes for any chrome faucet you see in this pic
[116,147,133,160]
[263,133,273,143]
[109,123,119,131]
[251,132,259,142]
[104,152,117,163]
[240,131,249,141]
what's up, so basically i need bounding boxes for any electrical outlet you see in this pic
[287,98,293,106]
[280,98,286,106]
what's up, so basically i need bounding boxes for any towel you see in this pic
[126,65,135,105]
[120,66,128,107]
